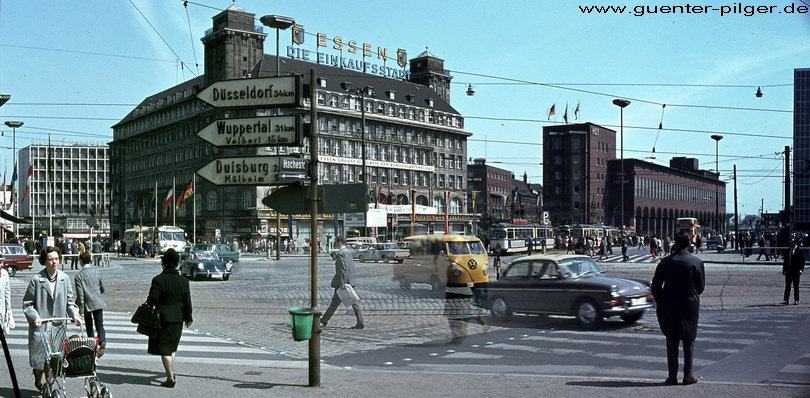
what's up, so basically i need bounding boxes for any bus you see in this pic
[489,223,554,255]
[558,224,616,254]
[124,225,187,255]
[395,235,490,292]
[676,217,700,245]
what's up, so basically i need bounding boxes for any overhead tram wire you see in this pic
[0,44,176,64]
[128,0,197,78]
[451,70,792,114]
[183,0,201,76]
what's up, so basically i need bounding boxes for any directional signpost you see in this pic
[196,156,308,186]
[196,76,301,108]
[196,115,303,147]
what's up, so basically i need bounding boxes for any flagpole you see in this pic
[154,181,158,229]
[172,177,176,227]
[192,175,196,245]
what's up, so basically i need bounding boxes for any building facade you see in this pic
[542,122,616,226]
[605,157,726,237]
[18,144,110,240]
[794,68,810,231]
[110,5,473,245]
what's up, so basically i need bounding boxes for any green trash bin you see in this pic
[288,307,315,341]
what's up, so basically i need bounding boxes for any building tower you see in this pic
[201,5,267,85]
[409,50,453,103]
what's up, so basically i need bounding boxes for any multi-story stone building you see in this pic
[110,5,472,245]
[18,144,110,240]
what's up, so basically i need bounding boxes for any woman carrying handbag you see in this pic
[145,249,193,388]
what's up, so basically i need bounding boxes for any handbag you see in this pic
[336,284,360,307]
[130,302,161,329]
[136,323,159,338]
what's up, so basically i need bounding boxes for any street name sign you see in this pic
[196,156,308,186]
[196,76,301,108]
[196,115,302,147]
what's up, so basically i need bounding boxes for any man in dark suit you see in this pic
[320,236,364,329]
[781,237,805,305]
[651,231,706,386]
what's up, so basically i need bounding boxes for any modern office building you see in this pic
[794,68,810,231]
[110,5,472,245]
[17,144,110,240]
[542,122,616,226]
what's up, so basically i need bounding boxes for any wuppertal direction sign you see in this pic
[196,156,308,186]
[196,115,303,147]
[196,76,302,108]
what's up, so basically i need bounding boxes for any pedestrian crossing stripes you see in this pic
[2,311,306,368]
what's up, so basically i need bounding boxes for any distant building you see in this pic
[794,68,810,231]
[18,144,110,240]
[542,122,616,226]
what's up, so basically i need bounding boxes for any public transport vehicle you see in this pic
[675,217,700,244]
[557,224,619,254]
[395,234,489,292]
[124,225,187,254]
[489,222,554,255]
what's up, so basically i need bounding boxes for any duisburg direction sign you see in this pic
[196,156,308,186]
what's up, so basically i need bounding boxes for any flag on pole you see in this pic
[162,187,174,210]
[9,161,17,200]
[563,103,569,124]
[574,101,580,120]
[176,179,194,210]
[149,185,157,216]
[2,169,6,205]
[547,103,556,120]
[87,205,95,217]
[20,165,33,203]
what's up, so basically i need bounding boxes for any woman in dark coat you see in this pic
[651,231,706,385]
[146,248,192,388]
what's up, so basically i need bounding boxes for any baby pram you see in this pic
[38,317,112,398]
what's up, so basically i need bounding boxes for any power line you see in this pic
[0,44,175,64]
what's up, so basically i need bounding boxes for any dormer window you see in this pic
[406,94,415,103]
[386,90,395,100]
[426,98,434,107]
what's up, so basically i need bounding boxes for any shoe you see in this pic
[351,323,365,329]
[780,301,789,305]
[160,379,175,388]
[664,377,677,385]
[794,301,799,305]
[683,377,698,385]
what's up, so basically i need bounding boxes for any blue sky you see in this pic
[0,0,807,220]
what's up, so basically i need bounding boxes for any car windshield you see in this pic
[557,258,603,278]
[191,252,219,261]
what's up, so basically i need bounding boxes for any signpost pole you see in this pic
[308,68,321,387]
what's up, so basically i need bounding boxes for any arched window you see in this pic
[240,189,253,209]
[206,190,218,211]
[450,197,462,213]
[433,195,445,212]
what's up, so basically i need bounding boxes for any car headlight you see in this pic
[197,263,204,270]
[451,267,462,277]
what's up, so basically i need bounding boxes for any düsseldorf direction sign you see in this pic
[196,115,302,147]
[196,156,308,186]
[196,76,301,108]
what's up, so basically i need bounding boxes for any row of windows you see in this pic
[318,163,464,190]
[318,93,463,129]
[319,117,465,150]
[635,176,723,204]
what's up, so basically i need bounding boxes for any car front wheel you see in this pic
[381,255,390,263]
[574,298,602,328]
[489,297,512,321]
[358,255,366,263]
[6,266,17,277]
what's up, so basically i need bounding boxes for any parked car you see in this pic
[193,243,240,263]
[706,236,725,251]
[474,254,654,328]
[356,243,409,263]
[180,250,233,281]
[0,243,33,277]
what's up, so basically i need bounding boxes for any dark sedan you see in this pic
[475,254,654,328]
[180,250,233,281]
[193,243,240,263]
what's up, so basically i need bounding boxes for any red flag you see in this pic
[547,103,555,120]
[20,165,32,203]
[162,187,174,210]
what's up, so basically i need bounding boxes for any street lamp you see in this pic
[711,134,723,234]
[260,15,295,77]
[612,99,630,233]
[340,82,374,183]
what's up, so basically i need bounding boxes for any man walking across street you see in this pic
[651,231,706,385]
[781,237,805,305]
[320,236,364,329]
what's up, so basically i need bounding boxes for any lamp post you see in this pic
[612,99,630,233]
[260,15,295,77]
[711,134,723,233]
[340,83,374,183]
[4,121,22,235]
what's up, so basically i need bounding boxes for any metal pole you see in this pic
[360,90,367,235]
[275,28,280,77]
[308,68,321,387]
[620,107,624,232]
